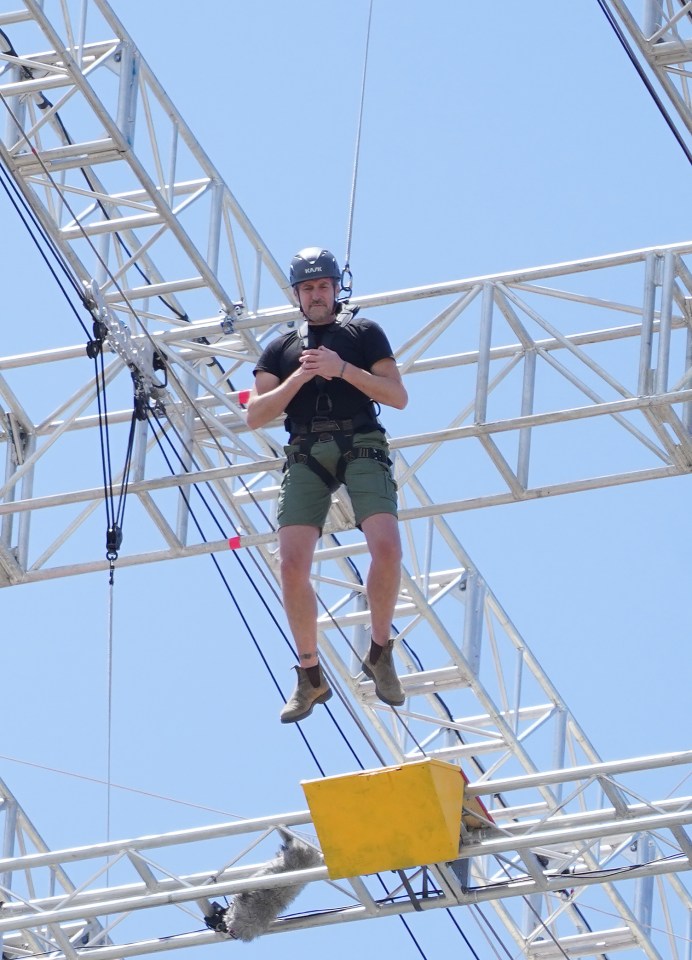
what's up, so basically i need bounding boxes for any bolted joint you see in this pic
[220,300,245,335]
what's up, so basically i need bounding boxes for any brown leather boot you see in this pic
[361,639,405,706]
[280,664,332,723]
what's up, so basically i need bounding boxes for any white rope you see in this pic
[342,0,375,295]
[106,575,114,846]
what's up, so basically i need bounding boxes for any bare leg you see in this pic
[361,513,402,647]
[278,524,321,666]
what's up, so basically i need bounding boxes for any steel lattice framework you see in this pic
[0,2,691,959]
[608,0,692,153]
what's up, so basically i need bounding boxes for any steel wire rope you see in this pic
[445,906,494,960]
[341,0,375,297]
[468,904,519,959]
[595,0,692,166]
[0,162,89,331]
[0,151,125,565]
[0,751,247,818]
[1,79,140,834]
[0,77,147,551]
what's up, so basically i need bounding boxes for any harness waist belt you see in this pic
[289,417,354,436]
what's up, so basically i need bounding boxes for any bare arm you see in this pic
[246,367,313,429]
[341,355,408,410]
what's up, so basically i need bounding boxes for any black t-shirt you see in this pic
[254,312,394,424]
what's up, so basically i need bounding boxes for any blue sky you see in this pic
[1,3,691,959]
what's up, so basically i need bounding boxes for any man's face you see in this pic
[296,278,337,324]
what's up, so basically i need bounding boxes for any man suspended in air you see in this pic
[247,247,408,723]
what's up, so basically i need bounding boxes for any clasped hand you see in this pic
[298,346,340,380]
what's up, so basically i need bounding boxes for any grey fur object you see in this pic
[221,830,323,942]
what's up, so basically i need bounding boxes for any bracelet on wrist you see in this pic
[339,360,348,378]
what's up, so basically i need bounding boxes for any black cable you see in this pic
[0,164,89,331]
[596,0,692,166]
[93,353,115,535]
[445,908,485,960]
[113,410,139,535]
[470,904,519,959]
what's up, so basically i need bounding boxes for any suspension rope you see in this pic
[106,576,115,844]
[467,905,515,959]
[445,908,486,960]
[341,0,375,297]
[0,163,89,327]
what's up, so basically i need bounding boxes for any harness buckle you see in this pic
[315,392,333,416]
[310,418,340,433]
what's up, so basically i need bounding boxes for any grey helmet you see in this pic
[289,247,341,287]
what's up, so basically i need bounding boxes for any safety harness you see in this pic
[284,306,391,492]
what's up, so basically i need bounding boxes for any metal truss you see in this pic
[608,0,692,151]
[0,242,689,583]
[0,2,691,958]
[1,752,691,960]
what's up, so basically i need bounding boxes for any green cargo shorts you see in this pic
[277,429,398,530]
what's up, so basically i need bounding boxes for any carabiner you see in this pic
[340,264,353,298]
